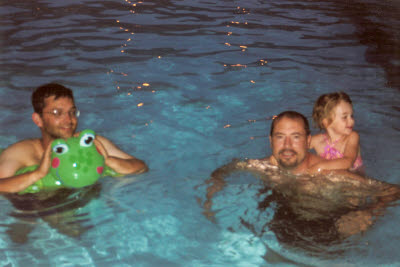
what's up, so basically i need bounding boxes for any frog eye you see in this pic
[80,132,95,147]
[53,144,69,155]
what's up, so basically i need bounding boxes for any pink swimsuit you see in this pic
[319,134,363,171]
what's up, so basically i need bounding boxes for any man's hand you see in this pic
[94,138,108,160]
[93,136,148,175]
[0,141,52,193]
[37,142,52,178]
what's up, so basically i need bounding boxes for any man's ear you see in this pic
[269,135,272,146]
[32,112,43,128]
[307,134,311,148]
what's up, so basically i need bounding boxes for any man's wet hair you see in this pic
[270,111,311,136]
[32,83,74,114]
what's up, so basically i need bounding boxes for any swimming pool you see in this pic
[0,0,399,265]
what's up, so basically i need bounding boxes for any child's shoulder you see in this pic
[310,133,326,148]
[345,131,360,144]
[311,133,326,142]
[349,130,359,138]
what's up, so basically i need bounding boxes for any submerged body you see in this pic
[3,184,102,243]
[205,158,400,242]
[246,159,397,219]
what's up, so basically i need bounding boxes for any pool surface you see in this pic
[0,0,399,266]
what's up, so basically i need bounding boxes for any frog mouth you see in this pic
[55,166,104,187]
[54,168,74,185]
[55,168,63,185]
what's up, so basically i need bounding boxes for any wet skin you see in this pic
[269,117,311,173]
[17,130,108,194]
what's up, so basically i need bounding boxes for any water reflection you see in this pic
[1,184,101,243]
[0,0,399,265]
[204,159,400,255]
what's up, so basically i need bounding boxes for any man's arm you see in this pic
[325,169,400,237]
[203,159,244,219]
[203,158,277,219]
[335,184,400,238]
[95,135,148,175]
[0,142,51,193]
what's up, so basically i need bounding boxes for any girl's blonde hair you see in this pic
[312,92,352,130]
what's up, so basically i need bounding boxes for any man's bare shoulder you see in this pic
[0,138,42,164]
[3,138,40,151]
[0,138,43,179]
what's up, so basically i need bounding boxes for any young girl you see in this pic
[310,92,363,172]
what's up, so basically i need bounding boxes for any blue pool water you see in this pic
[0,0,399,266]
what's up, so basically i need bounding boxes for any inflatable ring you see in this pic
[13,129,120,194]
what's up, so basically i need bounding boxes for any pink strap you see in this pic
[321,134,344,160]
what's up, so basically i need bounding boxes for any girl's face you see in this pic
[326,101,354,136]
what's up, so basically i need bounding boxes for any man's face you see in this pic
[39,96,78,139]
[269,117,310,171]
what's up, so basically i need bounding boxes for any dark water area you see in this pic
[337,0,400,90]
[0,0,399,91]
[270,0,400,91]
[1,185,101,244]
[0,0,399,265]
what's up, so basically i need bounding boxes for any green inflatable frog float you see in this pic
[15,129,120,194]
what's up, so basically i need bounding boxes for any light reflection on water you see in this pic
[0,0,399,266]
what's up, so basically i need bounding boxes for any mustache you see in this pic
[278,149,297,155]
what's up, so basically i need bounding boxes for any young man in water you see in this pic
[0,83,148,193]
[204,111,400,238]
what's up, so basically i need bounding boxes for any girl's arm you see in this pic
[309,132,360,171]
